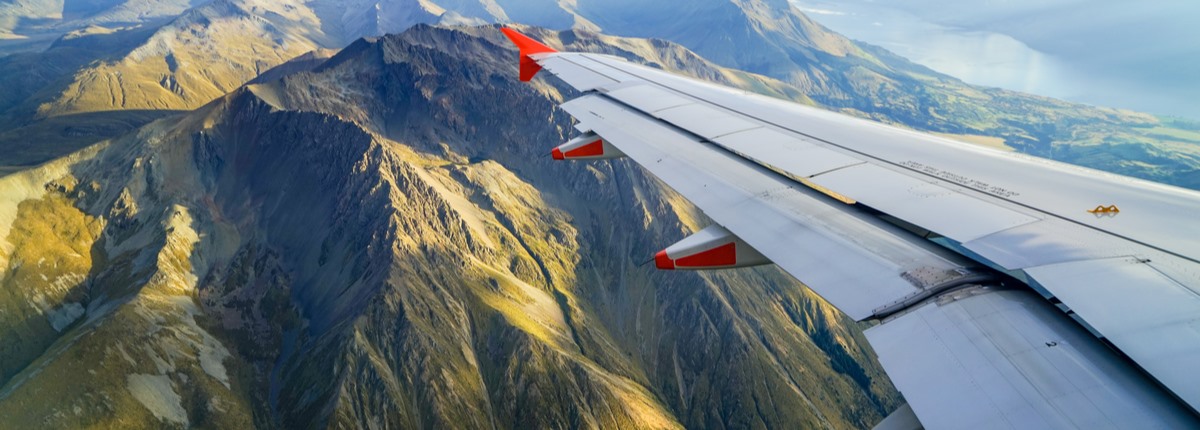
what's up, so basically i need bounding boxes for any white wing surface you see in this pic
[502,28,1200,429]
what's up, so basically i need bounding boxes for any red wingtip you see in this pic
[655,250,676,270]
[500,27,557,81]
[501,27,557,55]
[551,147,564,160]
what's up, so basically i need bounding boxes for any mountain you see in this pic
[3,0,1197,188]
[0,25,896,428]
[0,0,342,167]
[0,0,204,55]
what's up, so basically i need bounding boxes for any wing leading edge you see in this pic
[500,27,1200,428]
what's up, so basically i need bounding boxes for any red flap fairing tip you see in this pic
[500,27,557,82]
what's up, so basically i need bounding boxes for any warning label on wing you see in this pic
[900,161,1020,198]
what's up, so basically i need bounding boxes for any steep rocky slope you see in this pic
[0,25,895,428]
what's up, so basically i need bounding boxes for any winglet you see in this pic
[501,27,557,82]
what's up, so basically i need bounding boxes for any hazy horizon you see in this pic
[792,0,1200,120]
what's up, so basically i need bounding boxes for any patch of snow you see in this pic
[126,373,189,426]
[47,302,85,332]
[116,344,138,366]
[51,272,86,293]
[437,11,488,27]
[28,292,48,315]
[143,344,175,374]
[169,296,232,388]
[197,338,231,389]
[208,396,226,413]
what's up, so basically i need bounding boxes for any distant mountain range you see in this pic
[0,0,1198,428]
[2,0,1196,185]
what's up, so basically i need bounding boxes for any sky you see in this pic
[790,0,1200,119]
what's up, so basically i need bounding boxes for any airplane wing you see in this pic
[501,27,1200,429]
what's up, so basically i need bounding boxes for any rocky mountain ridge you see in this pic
[0,25,895,428]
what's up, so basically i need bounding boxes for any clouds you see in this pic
[795,7,845,16]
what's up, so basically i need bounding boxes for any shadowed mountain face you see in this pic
[0,25,897,428]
